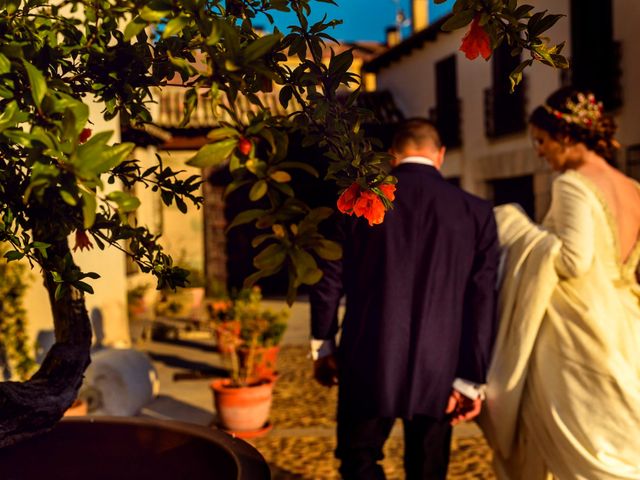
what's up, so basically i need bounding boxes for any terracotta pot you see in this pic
[0,416,269,479]
[215,320,241,354]
[211,377,275,436]
[238,345,280,379]
[63,399,88,417]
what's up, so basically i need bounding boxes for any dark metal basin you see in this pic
[0,416,270,480]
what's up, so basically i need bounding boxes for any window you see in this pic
[484,43,526,138]
[490,175,535,219]
[430,55,461,148]
[569,0,621,111]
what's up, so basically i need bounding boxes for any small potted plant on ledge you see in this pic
[207,297,238,354]
[236,288,288,379]
[210,287,288,438]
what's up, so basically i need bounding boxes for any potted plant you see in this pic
[206,297,239,354]
[210,287,288,438]
[235,289,288,379]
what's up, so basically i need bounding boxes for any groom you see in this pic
[309,118,499,479]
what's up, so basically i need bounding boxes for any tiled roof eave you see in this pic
[362,14,453,73]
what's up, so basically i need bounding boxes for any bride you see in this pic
[481,87,640,479]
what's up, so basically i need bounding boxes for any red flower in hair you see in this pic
[337,183,360,215]
[459,17,491,60]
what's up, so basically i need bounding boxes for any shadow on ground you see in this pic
[146,352,228,378]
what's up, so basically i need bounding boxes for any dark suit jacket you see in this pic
[310,163,499,420]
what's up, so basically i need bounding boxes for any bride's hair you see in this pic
[529,87,620,164]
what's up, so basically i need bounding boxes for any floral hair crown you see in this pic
[543,92,604,129]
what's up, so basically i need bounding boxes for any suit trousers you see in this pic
[335,413,452,480]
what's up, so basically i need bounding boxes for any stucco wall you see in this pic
[375,0,640,220]
[24,99,130,356]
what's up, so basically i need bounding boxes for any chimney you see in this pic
[411,0,428,33]
[386,26,401,47]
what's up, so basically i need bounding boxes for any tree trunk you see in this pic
[0,236,91,448]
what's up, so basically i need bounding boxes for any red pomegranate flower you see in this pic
[73,230,93,252]
[337,183,360,215]
[378,184,396,202]
[237,137,252,156]
[460,17,491,60]
[353,190,386,226]
[79,128,92,144]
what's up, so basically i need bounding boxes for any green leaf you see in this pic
[279,85,293,109]
[251,233,275,248]
[328,49,354,76]
[269,171,291,183]
[277,161,319,177]
[509,59,533,91]
[81,190,97,229]
[225,208,266,232]
[243,266,280,289]
[180,87,197,128]
[206,127,239,141]
[514,4,535,18]
[54,284,67,302]
[313,239,342,260]
[244,33,282,62]
[4,250,24,261]
[139,6,170,22]
[224,179,251,198]
[89,142,136,175]
[254,243,286,270]
[186,139,238,167]
[168,53,198,77]
[530,13,564,37]
[32,241,50,259]
[0,53,10,74]
[75,281,94,294]
[124,17,147,42]
[290,248,322,286]
[59,190,78,206]
[307,207,334,223]
[22,60,47,107]
[163,14,191,39]
[0,101,19,131]
[249,180,268,201]
[206,23,221,46]
[441,10,475,32]
[107,191,141,213]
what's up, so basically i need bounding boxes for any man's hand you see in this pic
[313,354,339,387]
[445,389,482,425]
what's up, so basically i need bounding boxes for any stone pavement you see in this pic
[138,301,496,479]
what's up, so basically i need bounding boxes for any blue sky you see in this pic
[262,0,455,43]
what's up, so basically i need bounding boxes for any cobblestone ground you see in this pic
[248,346,496,479]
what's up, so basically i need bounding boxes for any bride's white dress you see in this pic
[481,170,640,479]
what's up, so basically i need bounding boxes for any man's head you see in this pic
[390,118,446,169]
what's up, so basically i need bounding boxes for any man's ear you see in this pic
[389,148,400,167]
[434,146,446,169]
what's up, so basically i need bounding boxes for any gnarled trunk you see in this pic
[0,237,91,447]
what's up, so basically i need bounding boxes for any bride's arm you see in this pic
[550,175,595,278]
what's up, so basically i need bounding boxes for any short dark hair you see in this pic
[529,87,619,164]
[392,118,442,152]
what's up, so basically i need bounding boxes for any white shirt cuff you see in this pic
[310,338,337,360]
[453,378,486,400]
